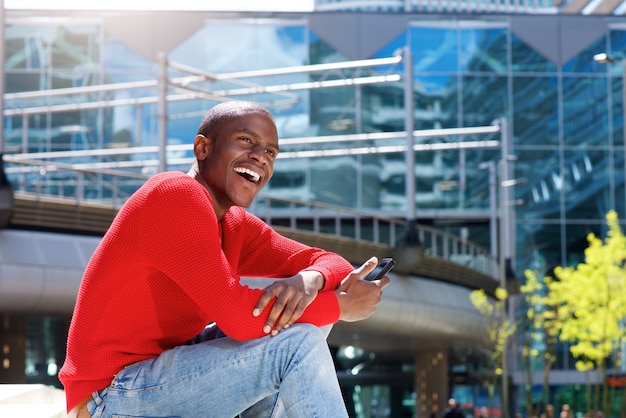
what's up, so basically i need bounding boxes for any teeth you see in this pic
[234,167,260,182]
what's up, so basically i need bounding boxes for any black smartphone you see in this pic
[363,257,396,281]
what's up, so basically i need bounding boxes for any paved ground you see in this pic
[0,384,66,417]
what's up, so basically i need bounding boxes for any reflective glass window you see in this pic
[562,35,607,73]
[562,76,609,146]
[171,19,310,140]
[564,149,609,221]
[462,75,508,128]
[409,25,457,73]
[517,223,563,271]
[102,35,154,81]
[414,75,460,129]
[51,25,100,70]
[511,33,557,73]
[513,76,558,146]
[515,148,560,219]
[460,26,508,73]
[609,28,626,55]
[610,74,624,146]
[6,25,53,70]
[309,31,350,64]
[615,154,626,219]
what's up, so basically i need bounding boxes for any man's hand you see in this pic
[252,271,323,336]
[335,257,391,322]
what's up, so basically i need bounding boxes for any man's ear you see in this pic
[193,134,211,160]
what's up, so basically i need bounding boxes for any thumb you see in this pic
[338,256,378,289]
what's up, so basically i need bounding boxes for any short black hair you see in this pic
[197,100,275,138]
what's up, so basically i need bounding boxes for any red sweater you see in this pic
[59,171,353,412]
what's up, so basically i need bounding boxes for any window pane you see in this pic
[564,149,609,221]
[562,76,608,146]
[513,76,558,146]
[410,26,457,73]
[511,33,557,73]
[462,75,508,127]
[562,35,606,73]
[460,27,508,73]
[51,25,99,70]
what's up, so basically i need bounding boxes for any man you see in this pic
[59,100,391,417]
[443,398,464,418]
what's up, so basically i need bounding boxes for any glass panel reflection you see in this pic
[410,26,457,73]
[511,33,557,73]
[563,149,610,222]
[460,27,508,73]
[513,76,558,146]
[562,35,607,73]
[462,75,508,127]
[562,76,609,146]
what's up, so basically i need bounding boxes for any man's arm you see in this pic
[252,257,391,335]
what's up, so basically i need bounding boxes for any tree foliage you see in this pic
[522,210,626,414]
[470,286,516,412]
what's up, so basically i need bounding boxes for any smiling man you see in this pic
[59,100,390,418]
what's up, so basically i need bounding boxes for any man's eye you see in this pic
[240,137,252,143]
[265,149,276,157]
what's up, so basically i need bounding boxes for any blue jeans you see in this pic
[85,324,347,418]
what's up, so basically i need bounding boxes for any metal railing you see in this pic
[2,53,500,281]
[314,0,558,14]
[4,149,498,279]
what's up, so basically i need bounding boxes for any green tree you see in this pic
[521,268,559,411]
[470,287,516,413]
[523,210,626,416]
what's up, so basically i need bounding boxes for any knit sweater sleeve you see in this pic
[232,209,354,324]
[138,175,351,341]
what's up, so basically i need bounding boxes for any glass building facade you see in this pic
[5,7,626,415]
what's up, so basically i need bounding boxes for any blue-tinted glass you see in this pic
[170,21,310,140]
[410,26,457,73]
[309,31,350,64]
[615,155,626,220]
[610,74,624,146]
[564,221,606,266]
[373,31,408,61]
[517,222,562,274]
[514,148,560,218]
[511,33,557,72]
[462,75,507,127]
[6,24,53,70]
[609,29,626,61]
[172,22,307,72]
[562,35,607,73]
[564,149,609,220]
[562,76,608,146]
[102,36,153,79]
[51,25,99,70]
[513,76,558,146]
[460,27,508,73]
[415,75,459,129]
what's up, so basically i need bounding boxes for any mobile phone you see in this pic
[363,257,396,281]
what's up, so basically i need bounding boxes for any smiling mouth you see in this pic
[234,167,261,183]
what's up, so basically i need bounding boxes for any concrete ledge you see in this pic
[9,193,497,294]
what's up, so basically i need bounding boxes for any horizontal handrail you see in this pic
[4,159,498,280]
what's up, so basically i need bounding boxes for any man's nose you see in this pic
[249,145,268,164]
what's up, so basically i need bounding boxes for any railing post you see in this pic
[157,51,168,173]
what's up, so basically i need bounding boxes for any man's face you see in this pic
[196,111,279,216]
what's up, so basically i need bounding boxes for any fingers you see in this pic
[252,279,314,336]
[338,256,378,290]
[252,286,278,318]
[266,294,307,336]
